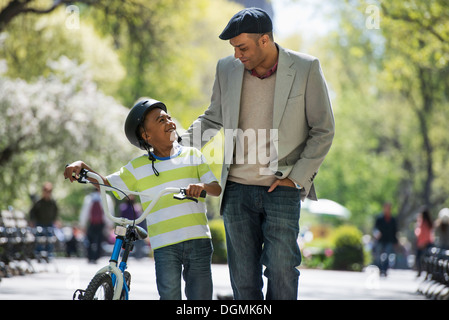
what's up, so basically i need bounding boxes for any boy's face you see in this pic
[141,108,177,151]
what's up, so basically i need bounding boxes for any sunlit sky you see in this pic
[271,0,336,42]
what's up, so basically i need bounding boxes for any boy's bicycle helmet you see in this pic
[124,99,167,150]
[124,98,181,177]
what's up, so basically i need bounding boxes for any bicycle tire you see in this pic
[83,273,114,300]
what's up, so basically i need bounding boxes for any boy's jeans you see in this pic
[154,238,213,300]
[222,181,302,300]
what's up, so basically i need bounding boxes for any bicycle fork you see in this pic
[108,236,131,300]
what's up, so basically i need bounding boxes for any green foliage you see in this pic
[331,225,364,271]
[84,0,239,128]
[302,251,333,270]
[0,8,125,96]
[301,224,366,271]
[3,0,448,245]
[209,218,227,264]
[0,0,241,220]
[0,56,137,218]
[301,0,449,233]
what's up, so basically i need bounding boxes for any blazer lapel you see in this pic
[273,47,295,129]
[226,59,244,130]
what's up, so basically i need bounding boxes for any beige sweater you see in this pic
[228,70,277,186]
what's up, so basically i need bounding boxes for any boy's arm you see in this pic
[64,161,110,189]
[186,181,221,198]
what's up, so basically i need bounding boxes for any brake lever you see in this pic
[76,168,89,184]
[173,189,206,203]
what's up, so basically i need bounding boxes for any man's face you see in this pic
[141,108,177,149]
[230,33,264,70]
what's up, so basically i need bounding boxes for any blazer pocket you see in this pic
[286,94,305,115]
[287,93,303,100]
[278,94,307,145]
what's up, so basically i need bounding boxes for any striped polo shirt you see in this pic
[106,145,217,250]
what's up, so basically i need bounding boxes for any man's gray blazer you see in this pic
[182,45,335,205]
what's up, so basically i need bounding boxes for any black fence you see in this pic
[417,246,449,300]
[0,209,62,279]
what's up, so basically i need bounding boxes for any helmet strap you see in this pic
[148,152,160,177]
[140,126,160,177]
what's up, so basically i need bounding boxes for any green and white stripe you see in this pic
[106,145,217,250]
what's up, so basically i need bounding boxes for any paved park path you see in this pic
[0,257,425,300]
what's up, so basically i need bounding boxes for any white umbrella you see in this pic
[302,198,350,219]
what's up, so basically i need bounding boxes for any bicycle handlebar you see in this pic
[73,168,206,226]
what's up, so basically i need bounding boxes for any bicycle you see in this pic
[70,168,205,300]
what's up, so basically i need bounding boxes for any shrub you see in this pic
[331,225,364,271]
[209,219,227,264]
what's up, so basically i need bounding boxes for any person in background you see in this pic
[79,189,114,263]
[414,207,434,277]
[373,202,398,276]
[434,208,449,249]
[29,182,59,257]
[119,195,147,259]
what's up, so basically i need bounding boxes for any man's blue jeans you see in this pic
[222,181,302,300]
[153,238,213,300]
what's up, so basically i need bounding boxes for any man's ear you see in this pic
[260,34,268,46]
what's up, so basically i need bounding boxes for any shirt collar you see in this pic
[150,144,183,161]
[249,61,278,79]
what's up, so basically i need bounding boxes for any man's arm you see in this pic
[288,58,335,193]
[181,61,224,150]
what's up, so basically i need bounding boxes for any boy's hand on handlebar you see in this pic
[64,161,85,182]
[186,183,205,198]
[64,161,109,190]
[185,181,221,198]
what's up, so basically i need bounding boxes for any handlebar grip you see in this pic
[66,164,89,184]
[173,188,207,203]
[77,168,89,183]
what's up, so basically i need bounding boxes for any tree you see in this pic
[0,8,125,96]
[0,0,240,121]
[0,0,94,31]
[379,1,449,217]
[0,56,137,217]
[0,0,242,218]
[86,0,239,124]
[296,1,398,229]
[308,0,449,231]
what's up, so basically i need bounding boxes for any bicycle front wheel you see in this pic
[83,273,114,300]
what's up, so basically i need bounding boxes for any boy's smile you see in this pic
[141,108,178,158]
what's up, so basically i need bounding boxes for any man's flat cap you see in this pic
[219,7,273,40]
